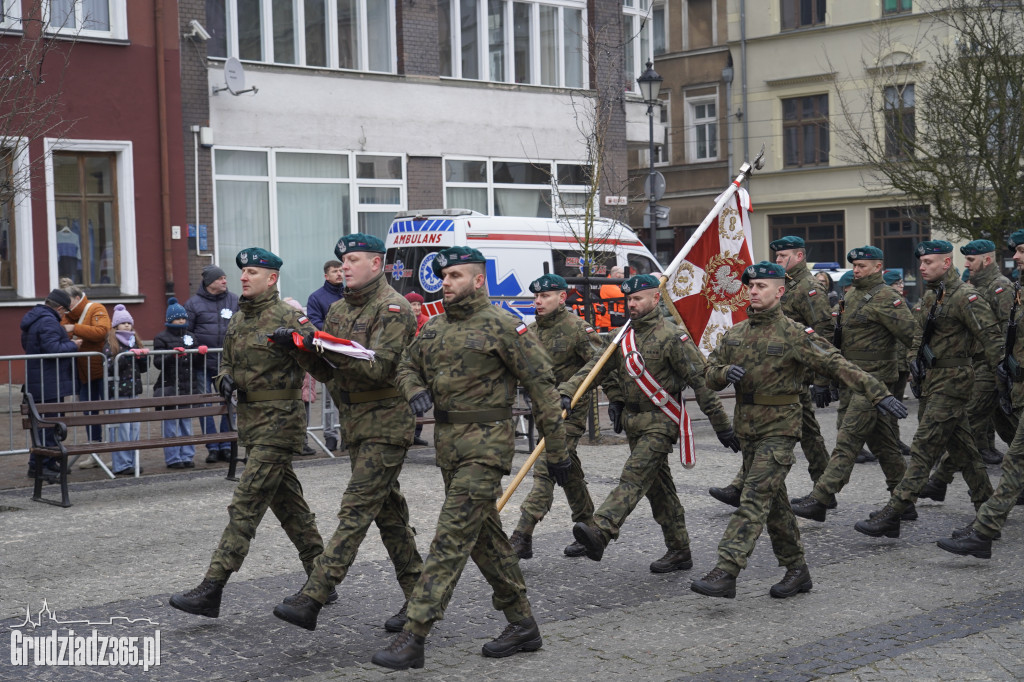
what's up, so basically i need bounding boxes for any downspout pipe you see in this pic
[740,0,749,167]
[155,0,174,299]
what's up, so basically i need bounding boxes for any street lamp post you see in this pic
[637,60,663,256]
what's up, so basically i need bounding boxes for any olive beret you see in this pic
[335,232,385,258]
[741,261,786,284]
[529,273,568,293]
[960,239,996,255]
[914,240,953,258]
[432,246,486,278]
[769,236,805,252]
[620,274,660,294]
[847,245,884,262]
[236,247,282,270]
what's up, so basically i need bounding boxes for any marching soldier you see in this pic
[692,262,905,599]
[561,274,739,573]
[708,236,832,508]
[269,233,423,634]
[509,274,602,560]
[855,240,999,539]
[937,229,1024,558]
[790,247,916,523]
[169,248,326,619]
[373,247,570,670]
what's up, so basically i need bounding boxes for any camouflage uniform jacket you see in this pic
[560,305,731,435]
[782,263,832,384]
[217,286,322,451]
[968,262,1014,386]
[910,266,1003,399]
[530,304,605,434]
[839,271,916,384]
[706,302,890,441]
[396,286,567,472]
[316,272,416,448]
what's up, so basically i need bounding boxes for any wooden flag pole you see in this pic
[496,145,765,512]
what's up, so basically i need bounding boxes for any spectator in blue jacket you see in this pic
[153,298,203,469]
[184,265,239,463]
[305,260,345,451]
[20,289,82,481]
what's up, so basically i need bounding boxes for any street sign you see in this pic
[643,172,666,201]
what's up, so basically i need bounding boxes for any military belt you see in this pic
[336,387,401,404]
[843,350,896,362]
[737,393,800,406]
[932,357,971,368]
[434,407,513,424]
[237,389,302,403]
[624,401,665,413]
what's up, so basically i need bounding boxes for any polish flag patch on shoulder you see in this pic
[893,299,903,307]
[831,311,839,317]
[804,327,815,334]
[515,323,528,335]
[968,294,978,303]
[388,304,402,313]
[679,334,689,343]
[585,326,596,333]
[297,316,309,325]
[808,289,818,297]
[996,287,1006,294]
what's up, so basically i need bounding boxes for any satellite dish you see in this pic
[212,57,258,96]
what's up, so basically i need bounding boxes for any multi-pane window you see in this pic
[444,157,593,217]
[440,0,585,87]
[884,84,915,158]
[689,96,717,161]
[768,211,845,264]
[871,206,929,302]
[781,0,825,30]
[45,0,127,39]
[883,0,911,14]
[213,149,404,299]
[53,152,119,288]
[623,0,652,93]
[782,94,829,168]
[0,149,13,289]
[656,93,670,164]
[207,0,395,73]
[652,1,666,56]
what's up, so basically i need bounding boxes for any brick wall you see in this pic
[397,0,441,77]
[591,0,628,220]
[407,156,444,210]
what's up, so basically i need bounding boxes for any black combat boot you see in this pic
[169,578,225,618]
[509,530,533,560]
[691,567,736,599]
[572,522,607,561]
[899,441,911,457]
[791,496,828,522]
[981,448,1004,465]
[650,548,693,573]
[855,448,877,463]
[855,504,901,538]
[871,502,917,521]
[937,526,993,558]
[273,593,322,631]
[563,540,587,557]
[952,523,1000,541]
[918,478,947,502]
[769,564,813,598]
[709,485,741,507]
[371,630,425,670]
[384,602,408,633]
[481,617,542,658]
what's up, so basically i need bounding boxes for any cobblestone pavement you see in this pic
[1,400,1022,681]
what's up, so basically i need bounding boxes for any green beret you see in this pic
[960,239,996,255]
[432,246,486,278]
[335,232,385,259]
[838,271,855,288]
[529,274,568,293]
[847,245,883,262]
[1008,230,1024,248]
[741,261,786,284]
[236,247,282,270]
[914,240,953,258]
[620,274,660,294]
[883,271,903,285]
[769,236,805,252]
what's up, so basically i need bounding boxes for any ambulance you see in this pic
[383,209,664,322]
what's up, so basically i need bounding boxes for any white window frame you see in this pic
[43,0,128,41]
[623,0,653,95]
[1,0,22,30]
[224,0,397,73]
[686,92,719,162]
[43,138,137,294]
[442,156,594,216]
[0,136,34,298]
[354,153,407,229]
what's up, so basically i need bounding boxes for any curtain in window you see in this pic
[563,9,583,87]
[215,180,271,270]
[358,212,395,242]
[446,187,488,213]
[539,5,558,86]
[83,0,110,30]
[277,183,349,301]
[495,188,549,217]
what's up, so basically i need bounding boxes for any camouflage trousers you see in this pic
[889,393,993,513]
[730,388,828,490]
[592,416,688,551]
[932,386,1019,487]
[301,440,423,605]
[717,436,804,576]
[811,388,906,505]
[207,445,324,581]
[973,414,1024,537]
[515,429,595,535]
[404,463,531,637]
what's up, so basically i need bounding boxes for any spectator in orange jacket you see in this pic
[61,285,111,446]
[598,265,626,331]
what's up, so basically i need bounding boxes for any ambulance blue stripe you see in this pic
[389,219,455,234]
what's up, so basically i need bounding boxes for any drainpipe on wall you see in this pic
[155,0,174,299]
[740,0,749,167]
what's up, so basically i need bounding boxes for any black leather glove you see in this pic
[830,385,839,402]
[811,385,832,408]
[876,395,908,419]
[716,428,741,452]
[560,395,573,417]
[217,374,235,401]
[608,401,624,434]
[996,360,1010,385]
[302,331,316,349]
[726,365,745,384]
[269,327,297,348]
[547,458,571,487]
[409,391,433,415]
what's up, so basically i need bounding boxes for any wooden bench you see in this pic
[21,393,239,508]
